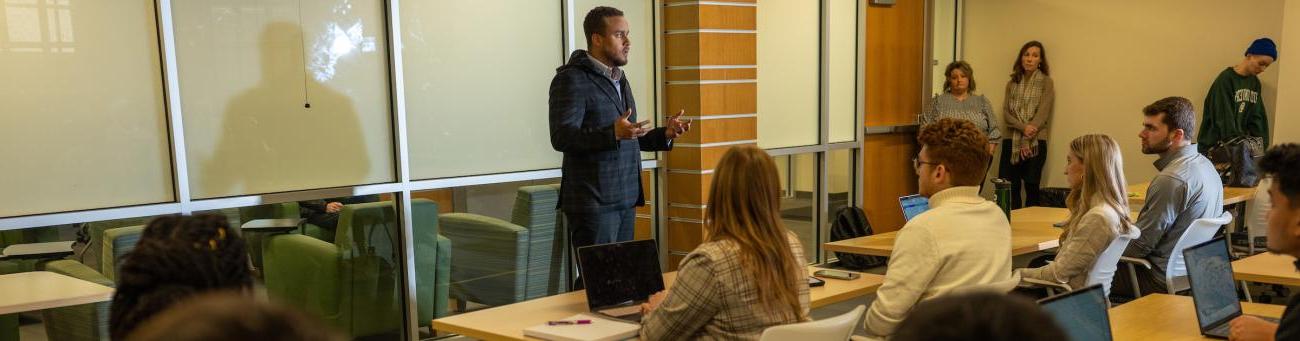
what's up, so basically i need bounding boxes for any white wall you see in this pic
[1275,0,1300,145]
[964,0,1284,188]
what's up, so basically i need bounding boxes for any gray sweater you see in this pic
[1122,145,1224,277]
[919,93,1001,142]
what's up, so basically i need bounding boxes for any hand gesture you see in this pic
[325,202,344,214]
[665,109,693,139]
[615,108,651,140]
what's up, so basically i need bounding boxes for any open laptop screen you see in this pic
[1039,284,1113,341]
[577,239,665,311]
[1184,236,1242,331]
[899,194,930,222]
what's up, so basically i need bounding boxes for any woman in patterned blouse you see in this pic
[920,61,1001,154]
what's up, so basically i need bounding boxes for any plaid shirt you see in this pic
[641,233,810,340]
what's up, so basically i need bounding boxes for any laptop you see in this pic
[577,239,665,323]
[899,194,930,222]
[1038,284,1113,341]
[1184,236,1279,339]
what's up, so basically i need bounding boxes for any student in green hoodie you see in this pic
[1198,38,1277,153]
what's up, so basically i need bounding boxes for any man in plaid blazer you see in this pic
[549,6,690,282]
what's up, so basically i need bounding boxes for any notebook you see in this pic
[523,313,640,341]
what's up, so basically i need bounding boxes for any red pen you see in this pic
[547,320,592,326]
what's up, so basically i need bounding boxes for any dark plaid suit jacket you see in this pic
[549,50,671,214]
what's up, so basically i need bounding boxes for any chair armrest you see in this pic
[1119,256,1153,269]
[1018,276,1073,292]
[43,260,113,287]
[262,234,341,324]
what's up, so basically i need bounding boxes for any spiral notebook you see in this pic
[522,313,640,341]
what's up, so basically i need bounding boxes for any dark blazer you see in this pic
[549,50,671,214]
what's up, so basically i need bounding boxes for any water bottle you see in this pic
[991,178,1012,219]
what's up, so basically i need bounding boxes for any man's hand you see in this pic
[1024,124,1039,138]
[1229,316,1278,341]
[615,108,651,140]
[665,109,693,139]
[325,202,344,214]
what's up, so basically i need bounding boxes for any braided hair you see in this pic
[109,214,253,341]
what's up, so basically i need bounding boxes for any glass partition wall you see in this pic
[0,0,863,339]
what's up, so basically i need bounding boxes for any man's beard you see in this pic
[1142,137,1173,154]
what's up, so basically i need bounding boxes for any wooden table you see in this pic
[1109,294,1284,340]
[824,206,1075,257]
[1128,182,1257,206]
[431,266,885,341]
[1233,253,1300,286]
[0,271,115,315]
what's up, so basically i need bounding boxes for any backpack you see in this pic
[1205,135,1264,187]
[829,206,888,270]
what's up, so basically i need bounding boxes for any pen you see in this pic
[547,320,592,325]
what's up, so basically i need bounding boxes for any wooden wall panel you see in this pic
[674,117,757,144]
[665,83,757,117]
[863,133,918,234]
[664,5,756,31]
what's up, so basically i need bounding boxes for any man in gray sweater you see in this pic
[1117,96,1224,297]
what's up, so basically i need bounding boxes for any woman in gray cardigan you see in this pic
[1018,134,1138,295]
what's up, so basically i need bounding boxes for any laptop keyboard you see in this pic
[599,305,642,317]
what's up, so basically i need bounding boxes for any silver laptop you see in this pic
[577,239,664,323]
[899,194,930,222]
[1184,236,1279,339]
[1039,284,1113,341]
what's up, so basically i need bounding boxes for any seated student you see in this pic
[109,215,254,341]
[862,118,1016,339]
[299,194,380,231]
[891,291,1066,341]
[639,145,810,340]
[1017,134,1139,295]
[126,292,343,341]
[1227,144,1300,341]
[1118,97,1224,297]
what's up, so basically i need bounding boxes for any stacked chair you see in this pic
[440,184,569,309]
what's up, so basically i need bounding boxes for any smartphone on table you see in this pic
[813,269,860,280]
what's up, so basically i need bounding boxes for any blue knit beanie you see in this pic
[1246,38,1278,60]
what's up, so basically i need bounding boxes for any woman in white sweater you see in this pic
[1018,134,1138,294]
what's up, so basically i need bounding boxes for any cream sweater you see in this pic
[863,186,1016,338]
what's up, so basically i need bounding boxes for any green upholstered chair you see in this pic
[39,223,146,341]
[262,199,451,338]
[439,184,568,309]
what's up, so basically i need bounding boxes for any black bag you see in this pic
[1205,136,1264,187]
[829,206,888,270]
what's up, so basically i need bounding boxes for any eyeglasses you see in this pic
[912,158,939,171]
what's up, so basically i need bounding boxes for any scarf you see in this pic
[1009,71,1045,164]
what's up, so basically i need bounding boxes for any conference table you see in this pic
[1109,294,1284,340]
[431,266,885,341]
[1127,182,1257,206]
[0,271,114,315]
[824,206,1099,257]
[1233,252,1300,286]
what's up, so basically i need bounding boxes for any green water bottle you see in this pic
[992,178,1012,219]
